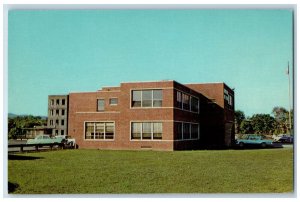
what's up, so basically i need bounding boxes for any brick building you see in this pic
[64,80,234,151]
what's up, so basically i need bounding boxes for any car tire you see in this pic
[261,142,266,148]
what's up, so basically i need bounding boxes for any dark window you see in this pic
[51,99,54,106]
[191,124,199,139]
[97,99,105,111]
[183,123,191,139]
[176,91,182,108]
[61,130,64,135]
[191,97,199,113]
[62,109,65,116]
[56,119,59,125]
[61,120,64,126]
[56,99,59,105]
[182,93,190,111]
[175,122,183,140]
[62,99,65,105]
[56,110,59,115]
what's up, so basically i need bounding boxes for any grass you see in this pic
[8,148,294,194]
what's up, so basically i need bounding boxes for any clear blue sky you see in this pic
[8,9,293,117]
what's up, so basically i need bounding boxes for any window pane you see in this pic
[85,123,94,139]
[97,99,105,111]
[153,90,162,100]
[175,122,183,140]
[191,124,199,139]
[183,123,190,139]
[153,100,162,107]
[95,123,105,139]
[182,94,190,110]
[191,97,199,112]
[176,91,182,108]
[142,122,152,139]
[105,122,114,139]
[153,123,162,139]
[142,90,152,107]
[131,122,141,139]
[132,91,141,107]
[62,99,65,105]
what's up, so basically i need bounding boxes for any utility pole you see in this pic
[287,62,292,135]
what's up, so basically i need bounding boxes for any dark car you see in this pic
[278,136,293,143]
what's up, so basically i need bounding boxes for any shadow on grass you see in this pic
[8,154,44,160]
[8,181,19,193]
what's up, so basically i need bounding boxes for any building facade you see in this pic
[47,95,68,136]
[65,80,234,151]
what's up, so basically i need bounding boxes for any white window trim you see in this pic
[129,121,163,141]
[176,90,200,114]
[130,89,163,109]
[83,121,115,141]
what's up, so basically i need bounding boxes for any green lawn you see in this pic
[8,148,293,194]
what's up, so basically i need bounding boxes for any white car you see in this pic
[273,134,288,142]
[27,134,64,144]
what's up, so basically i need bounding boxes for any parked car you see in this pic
[55,135,76,148]
[27,134,64,145]
[278,136,293,143]
[236,134,274,148]
[273,134,289,142]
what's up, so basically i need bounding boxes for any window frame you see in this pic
[84,121,115,141]
[130,122,163,141]
[109,98,118,105]
[97,99,105,111]
[175,90,199,114]
[131,89,163,108]
[175,122,200,140]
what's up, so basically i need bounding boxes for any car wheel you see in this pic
[239,142,244,148]
[261,142,266,148]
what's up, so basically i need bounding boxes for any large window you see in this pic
[131,90,162,108]
[131,122,162,140]
[176,90,199,113]
[175,122,199,140]
[97,99,105,111]
[85,122,115,140]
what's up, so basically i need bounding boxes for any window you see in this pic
[175,122,199,140]
[97,99,105,111]
[109,98,118,105]
[176,91,182,108]
[191,97,199,113]
[56,119,59,125]
[51,99,54,106]
[131,89,163,108]
[153,90,162,107]
[61,120,64,126]
[142,90,152,107]
[191,124,199,139]
[132,91,142,107]
[56,110,59,115]
[183,123,191,139]
[50,120,53,126]
[61,130,64,135]
[182,93,190,110]
[62,109,65,116]
[131,122,162,140]
[55,130,58,135]
[131,122,141,139]
[85,122,115,140]
[50,110,53,116]
[176,90,199,113]
[62,99,65,105]
[56,99,59,105]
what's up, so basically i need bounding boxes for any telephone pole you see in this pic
[287,62,292,135]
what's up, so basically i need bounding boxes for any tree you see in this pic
[250,114,276,135]
[235,110,245,134]
[8,115,47,139]
[271,107,293,134]
[240,120,253,134]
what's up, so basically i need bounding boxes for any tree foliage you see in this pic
[8,115,47,139]
[235,107,293,136]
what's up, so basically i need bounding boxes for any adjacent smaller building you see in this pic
[47,95,68,136]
